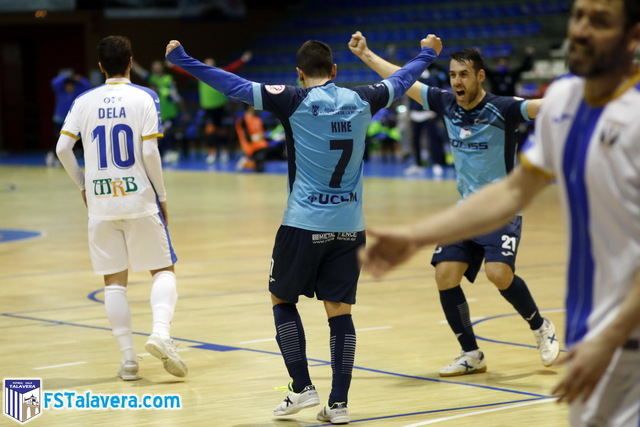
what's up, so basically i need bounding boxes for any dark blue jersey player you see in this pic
[166,35,441,423]
[350,32,560,377]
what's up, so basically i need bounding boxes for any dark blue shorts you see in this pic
[269,225,365,304]
[430,216,522,283]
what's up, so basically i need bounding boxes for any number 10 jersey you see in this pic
[61,77,164,220]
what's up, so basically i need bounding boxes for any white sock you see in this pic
[104,284,136,362]
[150,271,177,339]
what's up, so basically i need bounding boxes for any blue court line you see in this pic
[89,285,567,354]
[87,288,104,304]
[1,311,550,400]
[1,313,240,352]
[472,311,568,353]
[307,397,551,426]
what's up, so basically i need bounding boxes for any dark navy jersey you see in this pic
[421,85,531,198]
[253,81,392,231]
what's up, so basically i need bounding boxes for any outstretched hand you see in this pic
[551,335,617,404]
[359,226,419,278]
[420,34,443,55]
[165,40,182,57]
[348,31,368,57]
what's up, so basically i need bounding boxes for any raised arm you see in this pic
[360,164,551,277]
[349,31,434,104]
[51,72,70,93]
[381,34,441,103]
[165,41,255,105]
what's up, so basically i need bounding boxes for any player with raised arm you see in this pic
[56,35,187,381]
[360,0,640,424]
[349,32,558,377]
[165,34,441,424]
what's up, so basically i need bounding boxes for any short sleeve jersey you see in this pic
[421,85,531,198]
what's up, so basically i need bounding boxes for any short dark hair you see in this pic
[296,40,333,78]
[450,48,486,73]
[625,0,640,28]
[97,35,132,76]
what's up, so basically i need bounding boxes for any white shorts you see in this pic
[569,342,640,427]
[88,213,177,275]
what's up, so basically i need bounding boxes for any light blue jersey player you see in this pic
[166,35,441,423]
[350,32,559,377]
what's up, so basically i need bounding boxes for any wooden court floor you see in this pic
[0,166,569,426]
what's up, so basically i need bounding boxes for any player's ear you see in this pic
[98,62,105,75]
[330,64,337,80]
[626,21,640,54]
[477,68,486,83]
[296,67,305,82]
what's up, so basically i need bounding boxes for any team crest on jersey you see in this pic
[3,379,42,424]
[312,104,319,116]
[265,85,285,95]
[599,119,624,146]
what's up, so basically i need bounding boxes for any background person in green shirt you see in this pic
[171,51,252,164]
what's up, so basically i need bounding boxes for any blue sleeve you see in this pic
[51,74,67,93]
[166,45,257,105]
[381,47,437,105]
[75,78,91,95]
[353,83,391,116]
[499,96,531,123]
[420,84,453,115]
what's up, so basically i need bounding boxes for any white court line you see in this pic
[33,361,87,370]
[238,337,276,345]
[239,326,392,345]
[402,398,555,426]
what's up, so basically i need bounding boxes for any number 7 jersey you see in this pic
[61,77,164,220]
[253,81,392,232]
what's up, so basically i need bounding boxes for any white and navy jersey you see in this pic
[522,73,640,347]
[61,78,163,220]
[421,86,531,198]
[253,82,390,231]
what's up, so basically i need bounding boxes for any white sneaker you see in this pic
[118,360,140,381]
[317,402,349,424]
[273,384,320,416]
[533,318,560,367]
[145,334,188,377]
[403,164,424,176]
[439,350,487,377]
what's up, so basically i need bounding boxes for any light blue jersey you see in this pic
[421,85,531,198]
[167,45,438,231]
[253,82,391,231]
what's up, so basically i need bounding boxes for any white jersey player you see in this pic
[360,1,640,426]
[56,35,187,381]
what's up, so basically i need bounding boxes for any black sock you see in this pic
[439,286,478,352]
[328,314,356,406]
[273,303,311,392]
[499,275,544,330]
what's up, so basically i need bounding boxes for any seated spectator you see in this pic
[235,106,283,172]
